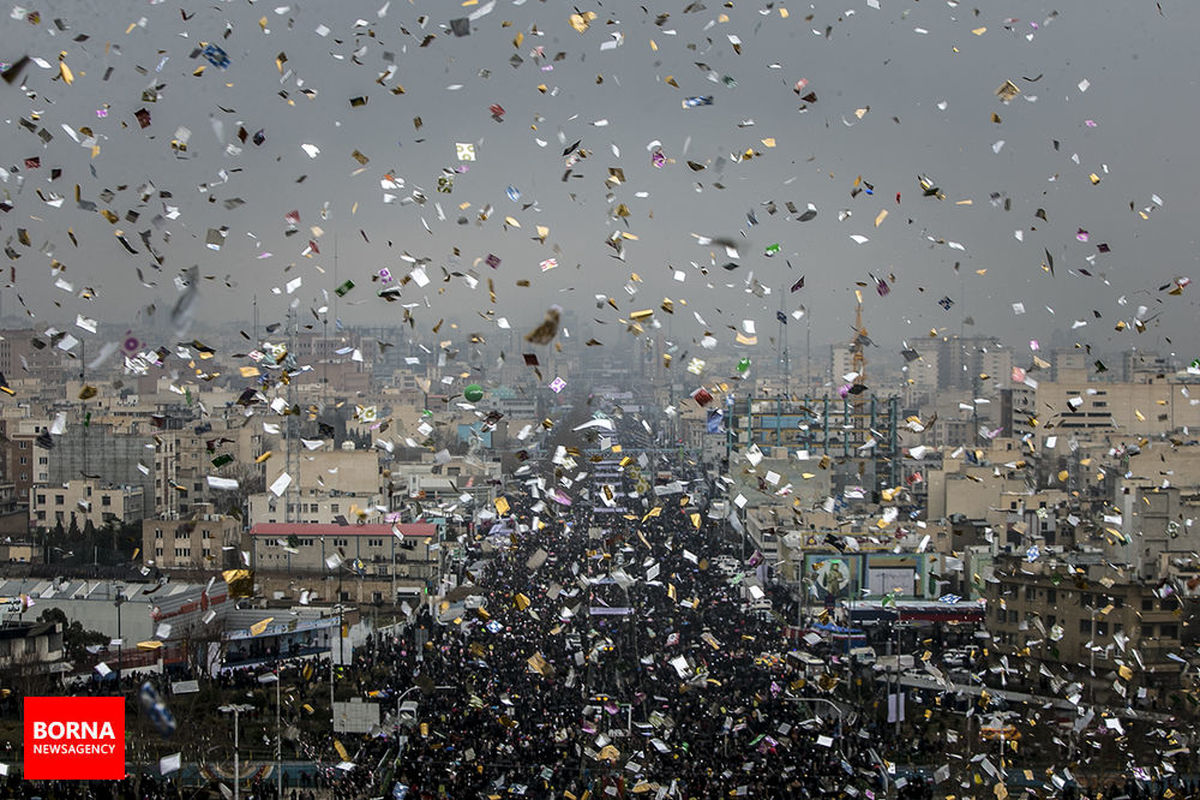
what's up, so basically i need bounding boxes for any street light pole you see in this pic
[277,675,282,799]
[258,671,282,799]
[219,704,254,800]
[114,584,126,686]
[784,696,846,761]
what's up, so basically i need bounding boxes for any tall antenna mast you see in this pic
[284,304,300,523]
[777,289,790,397]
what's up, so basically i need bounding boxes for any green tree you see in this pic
[37,608,108,663]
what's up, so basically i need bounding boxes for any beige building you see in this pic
[986,552,1182,693]
[1035,376,1200,436]
[31,480,144,529]
[142,509,242,570]
[248,491,388,526]
[250,521,439,582]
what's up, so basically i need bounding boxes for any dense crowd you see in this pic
[298,478,895,800]
[6,464,1196,799]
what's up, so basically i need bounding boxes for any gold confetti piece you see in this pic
[59,58,74,85]
[972,26,987,35]
[995,80,1021,102]
[1089,173,1102,184]
[761,137,776,148]
[874,209,888,227]
[569,11,596,33]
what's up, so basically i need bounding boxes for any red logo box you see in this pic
[24,696,125,780]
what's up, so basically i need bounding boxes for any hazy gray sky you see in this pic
[3,0,1199,365]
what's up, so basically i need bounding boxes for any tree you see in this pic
[37,608,108,663]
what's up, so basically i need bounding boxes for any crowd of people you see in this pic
[4,457,1193,799]
[296,467,896,800]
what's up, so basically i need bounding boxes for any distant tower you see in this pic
[851,292,868,401]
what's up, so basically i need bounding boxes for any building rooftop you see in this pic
[249,522,437,538]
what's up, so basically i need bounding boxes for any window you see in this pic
[36,494,45,505]
[1161,624,1179,639]
[1142,598,1155,611]
[1007,610,1018,623]
[174,548,191,558]
[368,538,384,547]
[155,529,163,539]
[55,495,65,505]
[102,495,112,507]
[1046,589,1057,604]
[1079,619,1091,634]
[334,538,348,547]
[331,504,340,513]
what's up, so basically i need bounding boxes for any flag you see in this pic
[159,753,182,775]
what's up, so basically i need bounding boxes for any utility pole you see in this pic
[219,703,254,800]
[113,584,125,685]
